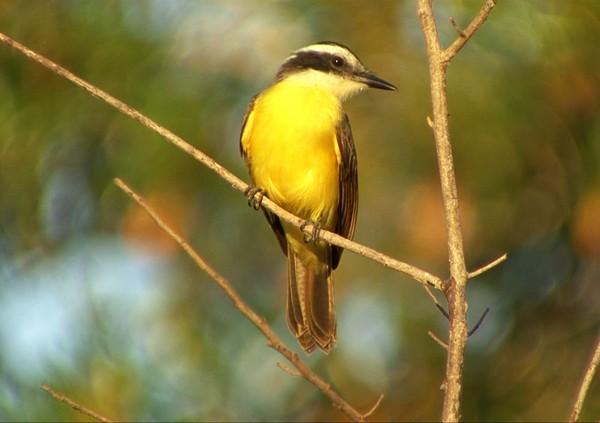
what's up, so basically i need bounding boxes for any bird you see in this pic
[240,41,396,354]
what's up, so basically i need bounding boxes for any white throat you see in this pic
[283,69,366,102]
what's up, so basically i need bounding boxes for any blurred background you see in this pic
[0,1,599,421]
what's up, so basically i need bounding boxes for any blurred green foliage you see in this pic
[0,1,599,421]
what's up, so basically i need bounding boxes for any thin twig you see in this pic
[436,303,451,320]
[40,384,113,423]
[468,254,507,279]
[113,178,378,422]
[363,394,385,419]
[449,17,465,38]
[0,30,443,292]
[422,283,445,310]
[467,308,489,338]
[443,0,497,62]
[569,333,600,422]
[428,331,449,350]
[276,362,302,377]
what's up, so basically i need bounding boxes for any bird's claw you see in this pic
[301,220,322,245]
[245,186,266,211]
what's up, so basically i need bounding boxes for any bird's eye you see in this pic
[331,56,345,67]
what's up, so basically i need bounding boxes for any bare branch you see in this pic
[417,0,469,279]
[0,32,245,192]
[570,333,600,422]
[468,253,508,279]
[449,17,465,38]
[40,384,113,423]
[326,230,443,289]
[418,1,469,419]
[113,178,381,422]
[428,331,449,350]
[443,0,497,63]
[276,362,303,377]
[467,308,489,338]
[422,283,444,309]
[363,393,385,419]
[418,0,496,420]
[0,30,443,292]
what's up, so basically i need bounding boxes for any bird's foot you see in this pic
[301,219,322,245]
[245,186,266,211]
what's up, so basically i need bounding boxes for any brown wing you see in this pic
[240,94,288,255]
[331,113,358,269]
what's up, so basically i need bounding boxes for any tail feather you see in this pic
[286,247,336,354]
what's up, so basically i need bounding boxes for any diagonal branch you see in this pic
[468,253,507,279]
[569,332,600,422]
[0,33,241,191]
[443,0,497,63]
[0,30,443,292]
[40,384,113,423]
[113,178,382,422]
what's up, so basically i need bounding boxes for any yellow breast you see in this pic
[242,80,343,229]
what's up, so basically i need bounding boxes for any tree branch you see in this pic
[417,0,496,421]
[0,30,443,292]
[569,332,600,422]
[40,384,113,423]
[444,0,497,63]
[113,178,380,422]
[468,253,507,279]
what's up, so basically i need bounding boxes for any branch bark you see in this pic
[417,0,496,421]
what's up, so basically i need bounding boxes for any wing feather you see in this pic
[331,113,358,269]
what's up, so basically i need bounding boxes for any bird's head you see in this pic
[275,41,397,101]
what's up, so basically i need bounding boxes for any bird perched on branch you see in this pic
[240,41,396,354]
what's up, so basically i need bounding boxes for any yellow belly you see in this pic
[243,81,343,231]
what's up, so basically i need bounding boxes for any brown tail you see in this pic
[286,247,336,354]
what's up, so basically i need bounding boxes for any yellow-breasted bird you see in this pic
[240,41,396,354]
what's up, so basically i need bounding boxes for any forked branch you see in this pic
[417,0,497,421]
[445,0,497,62]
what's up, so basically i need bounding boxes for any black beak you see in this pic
[360,71,397,91]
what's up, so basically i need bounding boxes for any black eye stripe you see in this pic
[280,52,347,73]
[275,50,360,81]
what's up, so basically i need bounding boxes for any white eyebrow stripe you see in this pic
[290,44,363,70]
